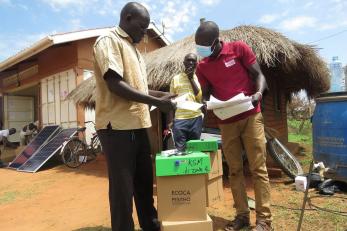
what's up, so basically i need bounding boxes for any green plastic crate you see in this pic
[186,139,218,152]
[156,152,211,177]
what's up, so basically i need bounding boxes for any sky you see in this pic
[1,0,347,66]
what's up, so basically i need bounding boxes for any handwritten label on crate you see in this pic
[174,158,210,175]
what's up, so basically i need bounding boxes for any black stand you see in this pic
[296,160,314,231]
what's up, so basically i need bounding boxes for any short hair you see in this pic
[120,2,149,20]
[28,123,36,130]
[9,128,16,135]
[195,21,219,41]
[184,53,197,60]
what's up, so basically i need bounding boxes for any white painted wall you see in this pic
[41,69,77,128]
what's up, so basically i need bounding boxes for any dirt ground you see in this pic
[1,153,346,231]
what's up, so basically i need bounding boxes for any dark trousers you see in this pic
[97,128,159,231]
[172,116,203,151]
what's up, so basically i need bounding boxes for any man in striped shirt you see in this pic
[169,53,203,151]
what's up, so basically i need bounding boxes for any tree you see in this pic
[287,91,315,133]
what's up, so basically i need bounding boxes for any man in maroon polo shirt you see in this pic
[195,21,272,231]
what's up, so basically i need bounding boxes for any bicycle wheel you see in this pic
[266,138,303,179]
[61,138,87,168]
[91,134,102,155]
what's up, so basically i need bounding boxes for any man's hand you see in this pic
[157,98,176,113]
[251,92,262,107]
[201,101,207,115]
[186,66,194,79]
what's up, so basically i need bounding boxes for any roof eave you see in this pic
[0,23,170,72]
[0,36,53,72]
[148,23,171,46]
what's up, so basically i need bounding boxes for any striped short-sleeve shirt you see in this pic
[170,73,202,120]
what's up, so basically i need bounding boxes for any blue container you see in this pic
[313,92,347,182]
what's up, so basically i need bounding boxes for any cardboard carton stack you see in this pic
[156,151,213,231]
[187,139,224,206]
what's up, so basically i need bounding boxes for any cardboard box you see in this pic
[161,215,213,231]
[186,139,218,152]
[206,176,224,207]
[156,152,210,177]
[157,174,207,221]
[206,150,223,180]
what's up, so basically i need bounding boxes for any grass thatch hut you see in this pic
[68,25,330,148]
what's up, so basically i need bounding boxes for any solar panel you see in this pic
[17,128,77,173]
[8,125,61,169]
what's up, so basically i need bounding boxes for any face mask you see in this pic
[196,39,217,58]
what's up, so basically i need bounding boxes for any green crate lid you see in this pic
[156,152,211,177]
[186,139,218,152]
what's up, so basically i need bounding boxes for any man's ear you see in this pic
[126,13,132,22]
[213,37,220,47]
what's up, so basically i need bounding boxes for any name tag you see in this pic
[224,59,236,67]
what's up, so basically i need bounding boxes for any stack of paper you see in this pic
[174,93,203,111]
[206,93,254,120]
[150,93,203,112]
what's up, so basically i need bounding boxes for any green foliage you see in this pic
[288,133,312,145]
[288,119,313,171]
[288,119,312,145]
[288,119,312,133]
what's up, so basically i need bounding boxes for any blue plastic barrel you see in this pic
[313,92,347,182]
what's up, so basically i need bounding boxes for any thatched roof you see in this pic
[68,25,330,109]
[69,77,96,109]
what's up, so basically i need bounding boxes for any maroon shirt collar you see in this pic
[204,41,229,62]
[219,41,229,55]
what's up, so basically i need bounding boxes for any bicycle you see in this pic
[60,121,102,168]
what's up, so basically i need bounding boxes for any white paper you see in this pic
[176,101,203,111]
[200,132,221,140]
[207,93,252,110]
[172,93,189,103]
[161,149,179,157]
[206,93,254,120]
[150,93,203,112]
[173,93,203,111]
[213,101,254,120]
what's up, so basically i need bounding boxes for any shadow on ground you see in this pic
[39,154,109,178]
[72,226,141,231]
[72,226,111,231]
[210,215,231,230]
